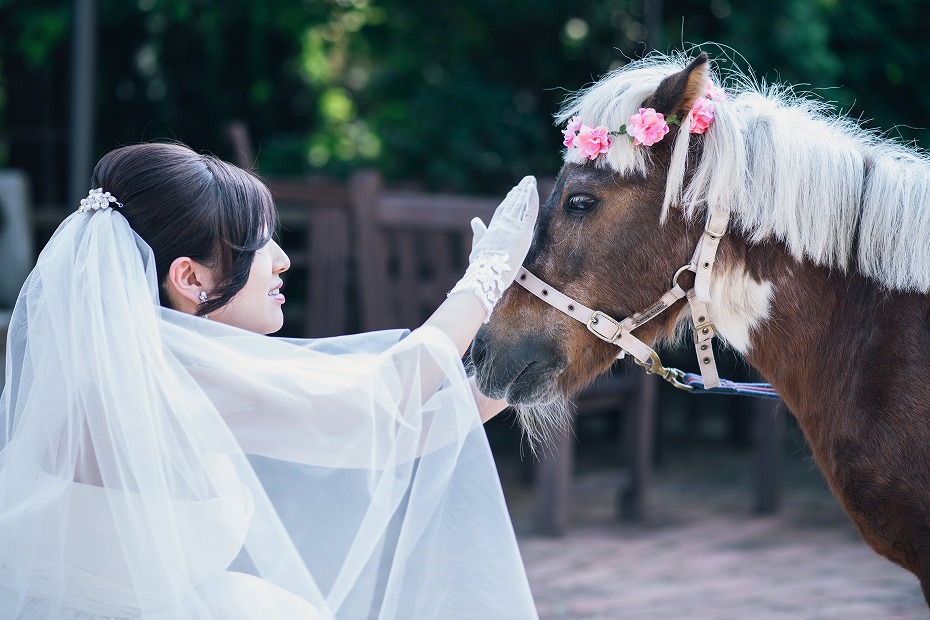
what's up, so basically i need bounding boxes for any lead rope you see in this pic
[514,206,777,398]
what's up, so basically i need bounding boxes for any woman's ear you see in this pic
[647,52,710,118]
[165,256,212,313]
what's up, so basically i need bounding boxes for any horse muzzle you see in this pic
[471,328,567,406]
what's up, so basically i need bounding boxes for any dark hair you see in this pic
[91,143,277,315]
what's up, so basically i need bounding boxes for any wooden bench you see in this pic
[348,170,504,331]
[265,176,352,338]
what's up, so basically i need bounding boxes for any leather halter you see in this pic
[515,206,729,391]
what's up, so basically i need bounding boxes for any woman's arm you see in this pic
[422,295,511,420]
[469,376,509,422]
[421,291,488,357]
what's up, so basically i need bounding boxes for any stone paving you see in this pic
[491,412,928,620]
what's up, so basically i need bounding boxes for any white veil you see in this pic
[0,208,537,619]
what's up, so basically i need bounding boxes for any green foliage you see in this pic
[670,0,930,148]
[294,0,651,190]
[3,0,930,195]
[823,0,930,145]
[4,1,71,69]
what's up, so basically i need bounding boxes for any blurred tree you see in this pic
[95,0,324,171]
[2,0,930,202]
[823,0,930,145]
[0,1,73,204]
[285,0,651,190]
[667,0,930,145]
[1,0,653,197]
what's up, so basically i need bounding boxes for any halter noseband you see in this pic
[515,205,729,391]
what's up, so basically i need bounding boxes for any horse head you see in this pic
[472,54,715,439]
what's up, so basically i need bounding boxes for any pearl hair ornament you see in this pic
[78,188,123,213]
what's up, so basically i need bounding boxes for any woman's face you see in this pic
[210,240,291,334]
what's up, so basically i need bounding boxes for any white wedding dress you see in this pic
[0,210,537,618]
[1,473,320,619]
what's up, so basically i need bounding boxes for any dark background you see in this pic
[3,0,929,207]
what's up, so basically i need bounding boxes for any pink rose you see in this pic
[563,129,577,148]
[562,116,583,148]
[688,98,715,134]
[626,108,669,146]
[705,79,727,101]
[574,125,613,160]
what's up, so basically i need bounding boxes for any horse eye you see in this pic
[565,194,599,214]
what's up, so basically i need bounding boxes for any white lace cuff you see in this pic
[447,252,511,323]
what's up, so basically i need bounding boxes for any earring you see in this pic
[199,291,208,304]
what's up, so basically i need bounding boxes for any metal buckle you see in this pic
[635,351,693,391]
[693,321,717,343]
[586,311,623,343]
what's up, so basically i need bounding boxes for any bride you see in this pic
[0,143,539,619]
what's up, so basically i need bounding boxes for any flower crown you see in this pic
[78,188,124,213]
[563,79,728,160]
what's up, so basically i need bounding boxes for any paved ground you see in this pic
[490,402,928,620]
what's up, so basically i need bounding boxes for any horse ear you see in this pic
[647,52,709,117]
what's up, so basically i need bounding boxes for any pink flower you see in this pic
[574,125,613,160]
[705,79,728,101]
[626,108,669,146]
[688,98,715,134]
[563,129,577,148]
[562,116,583,148]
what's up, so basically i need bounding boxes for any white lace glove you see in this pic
[448,175,539,322]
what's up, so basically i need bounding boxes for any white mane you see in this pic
[557,53,930,292]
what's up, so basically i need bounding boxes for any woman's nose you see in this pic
[273,242,291,273]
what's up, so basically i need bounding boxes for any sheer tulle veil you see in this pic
[0,207,537,618]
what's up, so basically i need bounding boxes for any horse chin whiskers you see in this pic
[512,397,571,456]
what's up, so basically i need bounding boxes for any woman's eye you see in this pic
[565,194,598,214]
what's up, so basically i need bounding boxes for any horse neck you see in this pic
[710,232,889,430]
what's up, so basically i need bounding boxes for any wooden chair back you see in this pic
[267,176,352,337]
[350,170,508,331]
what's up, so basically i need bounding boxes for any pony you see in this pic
[471,51,930,606]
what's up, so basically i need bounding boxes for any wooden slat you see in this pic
[534,406,577,536]
[379,194,497,230]
[754,398,784,514]
[393,230,420,329]
[621,372,658,521]
[349,171,388,332]
[423,232,455,304]
[269,177,352,205]
[257,170,355,338]
[306,207,349,337]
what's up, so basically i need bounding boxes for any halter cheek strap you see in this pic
[515,206,730,391]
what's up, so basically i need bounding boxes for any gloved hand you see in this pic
[448,176,539,321]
